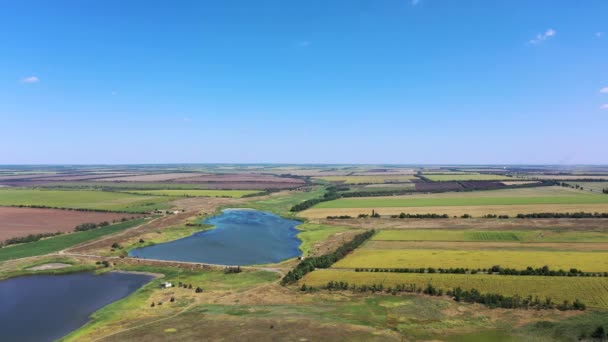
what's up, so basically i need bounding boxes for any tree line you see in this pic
[281,230,375,285]
[516,212,608,219]
[6,204,147,214]
[354,265,608,277]
[310,281,586,311]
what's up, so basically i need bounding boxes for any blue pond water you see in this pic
[130,209,302,265]
[0,272,154,342]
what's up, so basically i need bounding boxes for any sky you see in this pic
[1,0,607,165]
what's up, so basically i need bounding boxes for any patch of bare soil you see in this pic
[26,263,72,271]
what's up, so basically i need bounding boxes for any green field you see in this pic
[297,223,350,257]
[237,186,326,216]
[314,175,417,184]
[120,189,262,198]
[373,229,608,243]
[0,189,173,212]
[39,182,212,190]
[569,182,608,193]
[0,218,147,261]
[423,174,514,181]
[314,187,608,209]
[302,270,608,308]
[332,249,608,271]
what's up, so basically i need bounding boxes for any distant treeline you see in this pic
[0,232,63,247]
[354,265,608,277]
[5,204,147,214]
[516,212,608,219]
[281,230,375,285]
[74,221,110,232]
[310,281,585,311]
[327,211,608,220]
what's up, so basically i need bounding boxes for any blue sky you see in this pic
[1,0,607,164]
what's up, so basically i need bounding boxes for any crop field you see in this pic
[529,175,608,181]
[332,249,608,271]
[0,218,147,261]
[119,189,262,198]
[0,189,173,212]
[302,270,608,308]
[302,186,608,218]
[373,229,608,243]
[0,207,139,240]
[314,175,417,184]
[422,174,514,181]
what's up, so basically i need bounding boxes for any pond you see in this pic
[0,271,154,342]
[130,209,302,265]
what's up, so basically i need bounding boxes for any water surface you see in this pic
[0,272,154,342]
[130,209,302,265]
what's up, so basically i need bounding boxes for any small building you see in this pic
[160,282,173,289]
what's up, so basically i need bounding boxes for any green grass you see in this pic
[0,218,147,261]
[237,186,326,216]
[62,266,278,341]
[297,223,350,257]
[315,187,608,209]
[119,189,262,198]
[0,188,173,212]
[569,182,608,193]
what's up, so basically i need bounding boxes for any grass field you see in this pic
[301,186,608,218]
[237,186,326,216]
[423,174,514,181]
[314,175,417,184]
[302,270,608,308]
[0,218,147,261]
[373,229,608,243]
[315,187,608,209]
[120,189,262,198]
[568,182,608,193]
[332,249,608,271]
[0,189,174,212]
[297,223,350,257]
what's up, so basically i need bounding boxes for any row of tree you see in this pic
[281,230,375,285]
[0,231,63,247]
[74,221,110,232]
[7,204,144,214]
[354,266,608,277]
[516,212,608,218]
[315,281,585,311]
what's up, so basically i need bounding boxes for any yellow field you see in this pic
[332,249,608,271]
[314,175,417,184]
[301,203,608,219]
[120,189,261,198]
[302,270,608,308]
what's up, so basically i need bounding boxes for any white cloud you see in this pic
[21,76,40,83]
[601,104,608,110]
[600,87,608,94]
[528,29,556,45]
[597,32,604,38]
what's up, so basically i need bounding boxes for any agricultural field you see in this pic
[302,186,608,218]
[0,219,147,261]
[313,175,417,184]
[302,271,608,308]
[118,189,263,198]
[422,173,515,181]
[0,189,174,212]
[567,182,608,193]
[0,207,139,241]
[332,249,608,271]
[373,229,608,243]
